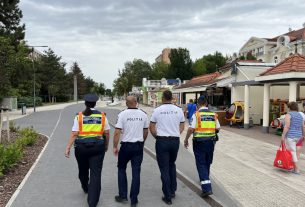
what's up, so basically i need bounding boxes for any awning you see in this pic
[216,77,236,87]
[172,86,207,93]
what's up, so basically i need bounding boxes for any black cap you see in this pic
[84,93,99,102]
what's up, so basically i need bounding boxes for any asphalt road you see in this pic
[9,104,215,207]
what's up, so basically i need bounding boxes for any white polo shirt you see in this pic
[150,103,185,137]
[190,107,220,129]
[115,108,149,142]
[72,108,110,132]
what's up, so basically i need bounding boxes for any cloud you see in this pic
[20,0,305,88]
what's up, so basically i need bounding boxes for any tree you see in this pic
[36,49,67,102]
[168,48,193,80]
[201,51,227,74]
[0,0,25,48]
[192,58,206,76]
[67,62,87,98]
[151,61,169,79]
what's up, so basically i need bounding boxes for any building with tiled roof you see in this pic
[239,26,305,64]
[174,72,221,90]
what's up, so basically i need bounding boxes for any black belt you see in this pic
[75,138,104,144]
[156,136,179,140]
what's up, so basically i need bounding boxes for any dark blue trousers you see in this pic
[193,139,215,193]
[117,142,144,204]
[75,141,105,207]
[155,138,179,201]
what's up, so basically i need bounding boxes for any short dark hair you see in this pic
[287,101,299,111]
[189,99,193,103]
[198,97,208,106]
[162,90,173,101]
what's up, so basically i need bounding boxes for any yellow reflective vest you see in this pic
[77,112,106,138]
[193,111,217,139]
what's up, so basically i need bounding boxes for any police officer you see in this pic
[65,93,110,207]
[184,96,220,197]
[113,96,149,207]
[149,90,185,205]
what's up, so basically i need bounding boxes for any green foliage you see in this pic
[18,96,42,107]
[17,127,38,147]
[246,52,257,60]
[0,143,23,177]
[151,61,169,79]
[9,121,20,132]
[168,48,193,80]
[0,0,25,47]
[0,127,39,177]
[113,59,152,96]
[192,58,206,76]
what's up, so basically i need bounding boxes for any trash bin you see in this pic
[20,103,26,115]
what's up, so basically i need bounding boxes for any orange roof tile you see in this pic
[260,54,305,76]
[268,27,305,42]
[175,72,221,89]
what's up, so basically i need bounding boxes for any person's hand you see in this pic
[65,146,71,158]
[184,138,189,149]
[113,147,119,156]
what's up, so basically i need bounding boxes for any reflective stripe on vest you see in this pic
[194,111,217,138]
[78,112,105,138]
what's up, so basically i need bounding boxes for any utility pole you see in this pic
[74,75,78,102]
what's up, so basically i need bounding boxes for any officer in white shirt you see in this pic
[113,96,149,207]
[149,90,185,205]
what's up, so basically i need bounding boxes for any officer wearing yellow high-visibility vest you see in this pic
[65,93,110,207]
[184,95,220,198]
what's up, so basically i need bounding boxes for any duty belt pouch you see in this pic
[211,134,219,142]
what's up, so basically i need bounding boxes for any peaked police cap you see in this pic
[84,93,99,102]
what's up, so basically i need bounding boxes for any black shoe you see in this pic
[115,195,128,203]
[171,193,175,198]
[162,197,172,205]
[201,191,213,198]
[130,203,138,207]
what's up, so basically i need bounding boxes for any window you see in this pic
[274,56,278,63]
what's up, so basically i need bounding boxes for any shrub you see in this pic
[0,143,23,177]
[17,127,38,147]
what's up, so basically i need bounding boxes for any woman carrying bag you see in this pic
[281,102,305,174]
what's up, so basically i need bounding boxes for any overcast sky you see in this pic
[20,0,305,88]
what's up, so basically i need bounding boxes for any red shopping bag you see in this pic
[273,141,294,170]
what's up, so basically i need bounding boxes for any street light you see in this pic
[29,45,48,112]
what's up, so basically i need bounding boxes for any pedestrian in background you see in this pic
[113,96,149,207]
[297,102,305,159]
[282,102,305,174]
[65,94,110,207]
[184,99,197,126]
[184,96,220,197]
[149,90,185,205]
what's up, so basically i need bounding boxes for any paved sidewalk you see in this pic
[106,102,305,207]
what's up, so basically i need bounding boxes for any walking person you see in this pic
[65,94,110,207]
[184,96,220,197]
[184,99,197,126]
[281,102,305,174]
[297,103,305,159]
[149,90,185,205]
[113,96,149,207]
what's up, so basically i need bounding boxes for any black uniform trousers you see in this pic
[117,141,144,204]
[75,139,105,207]
[155,137,180,202]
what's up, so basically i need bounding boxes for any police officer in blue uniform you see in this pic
[65,93,110,207]
[184,96,220,197]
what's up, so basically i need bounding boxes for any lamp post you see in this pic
[29,45,48,112]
